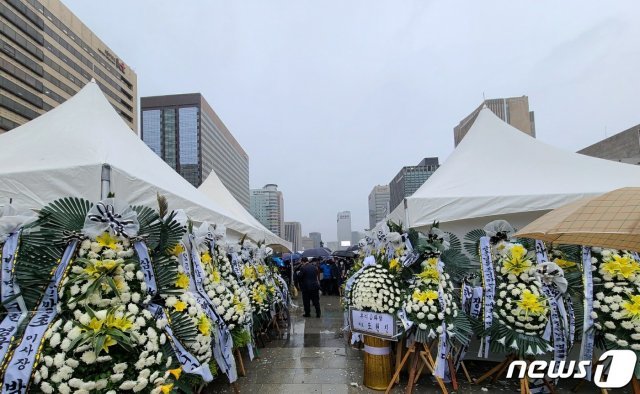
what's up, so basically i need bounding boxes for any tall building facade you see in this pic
[284,221,302,252]
[309,232,322,248]
[140,93,250,208]
[337,211,352,248]
[250,184,284,237]
[389,157,439,212]
[578,124,640,165]
[368,185,390,229]
[454,96,535,146]
[1,0,137,133]
[301,236,314,251]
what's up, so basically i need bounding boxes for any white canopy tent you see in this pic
[0,81,291,249]
[198,170,289,249]
[405,107,640,235]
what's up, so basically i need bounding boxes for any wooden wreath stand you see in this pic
[363,335,394,390]
[474,354,555,394]
[385,338,470,394]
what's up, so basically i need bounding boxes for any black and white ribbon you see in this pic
[133,242,157,297]
[147,304,213,382]
[2,240,78,394]
[579,247,595,381]
[478,236,495,359]
[454,284,483,370]
[0,231,28,370]
[83,199,139,239]
[1,231,26,313]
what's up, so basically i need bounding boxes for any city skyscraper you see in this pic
[389,157,439,212]
[301,236,314,251]
[250,184,284,237]
[578,123,640,165]
[337,211,352,248]
[140,93,250,208]
[284,221,302,252]
[454,96,535,146]
[309,232,322,248]
[1,0,137,133]
[368,185,390,229]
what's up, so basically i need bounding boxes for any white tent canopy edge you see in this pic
[0,81,289,249]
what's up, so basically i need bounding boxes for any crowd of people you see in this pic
[292,256,354,318]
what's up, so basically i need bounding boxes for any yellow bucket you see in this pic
[363,335,392,390]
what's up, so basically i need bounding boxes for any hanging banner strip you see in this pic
[579,247,595,381]
[147,304,213,382]
[193,293,237,383]
[566,297,576,347]
[230,253,242,278]
[133,242,157,297]
[188,237,237,383]
[541,284,567,373]
[0,232,28,370]
[435,281,448,378]
[177,242,196,293]
[478,237,495,359]
[534,240,548,263]
[2,240,78,394]
[1,232,26,313]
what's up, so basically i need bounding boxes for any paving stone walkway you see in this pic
[207,295,618,394]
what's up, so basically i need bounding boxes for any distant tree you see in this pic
[320,241,324,247]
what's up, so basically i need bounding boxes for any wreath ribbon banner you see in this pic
[579,246,595,381]
[1,240,78,394]
[478,236,495,359]
[188,236,237,383]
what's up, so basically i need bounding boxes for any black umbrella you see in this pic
[301,247,332,258]
[332,250,355,258]
[346,244,360,252]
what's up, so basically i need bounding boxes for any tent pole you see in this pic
[403,198,410,230]
[101,164,111,200]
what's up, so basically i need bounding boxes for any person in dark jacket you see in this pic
[296,258,321,317]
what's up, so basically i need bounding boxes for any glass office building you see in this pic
[1,0,137,133]
[389,157,440,212]
[141,93,250,208]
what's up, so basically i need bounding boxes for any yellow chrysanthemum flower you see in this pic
[622,294,640,320]
[168,367,182,380]
[554,259,576,269]
[211,270,221,283]
[96,232,118,250]
[198,315,211,336]
[510,244,527,260]
[160,383,174,394]
[516,290,546,316]
[174,300,187,312]
[602,254,640,279]
[171,244,185,257]
[412,289,438,303]
[175,273,190,289]
[109,316,133,331]
[417,267,439,282]
[102,335,117,353]
[201,252,212,265]
[389,258,400,271]
[88,317,103,331]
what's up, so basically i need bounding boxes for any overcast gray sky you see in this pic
[64,0,640,242]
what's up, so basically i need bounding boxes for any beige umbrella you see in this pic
[515,187,640,251]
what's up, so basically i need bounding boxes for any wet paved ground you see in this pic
[207,295,626,393]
